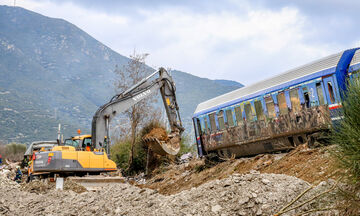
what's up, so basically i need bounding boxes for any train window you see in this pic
[277,92,288,115]
[217,110,225,130]
[265,96,276,118]
[234,106,242,125]
[209,113,216,133]
[289,89,301,112]
[316,83,325,105]
[254,100,265,121]
[327,82,335,104]
[244,103,254,121]
[302,87,310,108]
[204,117,209,133]
[225,109,234,127]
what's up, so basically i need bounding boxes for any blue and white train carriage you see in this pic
[193,48,360,157]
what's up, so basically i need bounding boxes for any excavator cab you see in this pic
[82,137,92,151]
[64,135,93,151]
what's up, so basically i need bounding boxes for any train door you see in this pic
[322,76,338,105]
[193,117,204,157]
[301,87,311,108]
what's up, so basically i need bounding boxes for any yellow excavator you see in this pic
[28,68,184,179]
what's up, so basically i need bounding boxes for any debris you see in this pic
[0,145,342,215]
[180,152,193,163]
[0,173,339,215]
[143,127,169,142]
[21,180,52,194]
[63,179,87,193]
[21,179,87,194]
[211,204,222,213]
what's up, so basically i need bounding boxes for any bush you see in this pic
[177,134,197,156]
[0,143,26,162]
[110,138,147,175]
[331,78,360,182]
[111,120,197,176]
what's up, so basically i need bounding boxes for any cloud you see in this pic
[0,0,358,85]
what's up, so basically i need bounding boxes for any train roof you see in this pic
[194,50,347,116]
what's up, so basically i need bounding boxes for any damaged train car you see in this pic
[193,48,360,157]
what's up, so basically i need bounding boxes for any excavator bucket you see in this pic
[142,129,181,156]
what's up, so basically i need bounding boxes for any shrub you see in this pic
[0,143,26,162]
[177,134,197,156]
[110,137,147,175]
[331,78,360,182]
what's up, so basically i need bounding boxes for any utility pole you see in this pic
[14,0,16,7]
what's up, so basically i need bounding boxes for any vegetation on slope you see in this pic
[331,78,360,182]
[330,77,360,214]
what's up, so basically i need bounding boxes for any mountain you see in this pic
[214,79,244,88]
[0,6,243,143]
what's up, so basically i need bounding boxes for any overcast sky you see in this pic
[1,0,360,85]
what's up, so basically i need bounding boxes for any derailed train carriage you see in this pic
[193,48,360,157]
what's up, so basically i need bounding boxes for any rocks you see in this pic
[0,173,339,216]
[21,179,87,194]
[211,204,222,213]
[0,173,19,190]
[261,178,271,185]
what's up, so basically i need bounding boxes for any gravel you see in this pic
[0,171,338,215]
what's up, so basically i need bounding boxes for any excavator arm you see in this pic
[91,67,184,155]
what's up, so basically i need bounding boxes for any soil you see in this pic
[0,171,339,215]
[142,144,341,195]
[260,144,340,184]
[0,144,348,215]
[143,127,169,142]
[21,179,87,194]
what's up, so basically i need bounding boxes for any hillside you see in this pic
[0,6,242,144]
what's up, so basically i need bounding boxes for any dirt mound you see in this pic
[143,127,169,142]
[64,179,87,193]
[0,172,339,215]
[261,144,339,184]
[21,180,53,193]
[142,145,340,195]
[0,173,19,190]
[21,179,87,194]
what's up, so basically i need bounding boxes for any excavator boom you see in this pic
[91,67,184,155]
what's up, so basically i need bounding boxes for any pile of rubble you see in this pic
[21,179,87,194]
[0,170,339,215]
[0,172,19,190]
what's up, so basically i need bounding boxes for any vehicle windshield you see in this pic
[64,139,79,147]
[72,139,80,147]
